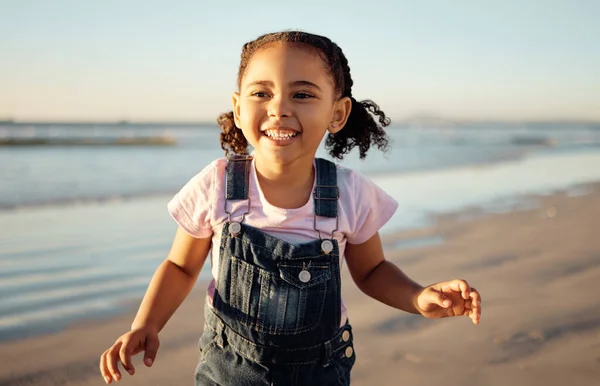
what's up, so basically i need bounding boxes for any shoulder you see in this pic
[332,161,398,243]
[167,158,227,238]
[335,162,397,208]
[334,163,376,199]
[183,158,227,189]
[170,158,228,205]
[199,157,227,180]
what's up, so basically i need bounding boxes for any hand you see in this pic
[415,279,481,324]
[99,327,160,383]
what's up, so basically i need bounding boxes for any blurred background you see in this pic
[1,1,599,385]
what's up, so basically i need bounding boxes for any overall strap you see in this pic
[225,156,338,218]
[313,158,338,218]
[225,155,252,200]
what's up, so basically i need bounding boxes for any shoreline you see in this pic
[1,185,599,385]
[1,182,599,344]
[3,145,600,214]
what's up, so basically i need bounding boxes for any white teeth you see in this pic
[263,129,298,139]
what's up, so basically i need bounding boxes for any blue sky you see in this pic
[1,0,598,122]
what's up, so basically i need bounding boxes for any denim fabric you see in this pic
[195,157,355,385]
[313,158,338,219]
[225,155,252,201]
[195,305,356,385]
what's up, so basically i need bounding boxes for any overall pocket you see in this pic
[214,255,331,334]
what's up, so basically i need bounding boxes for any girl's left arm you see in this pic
[345,232,422,314]
[345,232,481,323]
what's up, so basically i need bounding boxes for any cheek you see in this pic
[239,103,263,123]
[238,104,250,120]
[300,106,331,128]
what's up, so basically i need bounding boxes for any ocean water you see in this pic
[2,122,599,209]
[1,121,600,340]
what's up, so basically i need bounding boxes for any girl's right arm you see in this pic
[99,226,212,384]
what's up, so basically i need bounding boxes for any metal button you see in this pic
[344,346,353,358]
[342,330,350,342]
[298,270,311,283]
[229,222,241,236]
[321,239,334,254]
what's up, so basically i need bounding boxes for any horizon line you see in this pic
[2,117,600,125]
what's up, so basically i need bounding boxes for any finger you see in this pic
[100,351,113,384]
[447,279,472,299]
[436,291,452,308]
[470,306,481,324]
[469,287,482,304]
[106,344,123,382]
[463,299,472,310]
[119,339,136,376]
[458,279,472,299]
[470,288,482,324]
[144,335,160,367]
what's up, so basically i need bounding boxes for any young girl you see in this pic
[100,31,481,385]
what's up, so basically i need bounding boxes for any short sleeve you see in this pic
[344,169,398,245]
[167,159,220,238]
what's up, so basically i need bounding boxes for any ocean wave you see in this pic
[0,191,175,212]
[0,137,177,146]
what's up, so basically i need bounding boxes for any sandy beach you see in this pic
[1,185,599,386]
[3,2,600,384]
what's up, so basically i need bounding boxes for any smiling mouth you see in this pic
[261,129,300,140]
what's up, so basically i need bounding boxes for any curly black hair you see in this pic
[218,30,391,160]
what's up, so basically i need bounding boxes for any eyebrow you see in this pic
[245,80,322,91]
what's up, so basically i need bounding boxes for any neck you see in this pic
[254,156,314,188]
[253,155,315,209]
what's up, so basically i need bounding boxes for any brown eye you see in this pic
[294,92,314,99]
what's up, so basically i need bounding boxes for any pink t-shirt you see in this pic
[168,157,398,324]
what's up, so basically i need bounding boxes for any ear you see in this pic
[328,96,352,134]
[232,92,241,127]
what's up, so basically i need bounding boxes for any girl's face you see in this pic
[232,43,350,167]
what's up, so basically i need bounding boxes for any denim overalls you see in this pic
[194,156,356,386]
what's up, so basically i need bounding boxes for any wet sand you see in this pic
[1,186,599,386]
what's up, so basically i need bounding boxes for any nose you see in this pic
[267,95,292,118]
